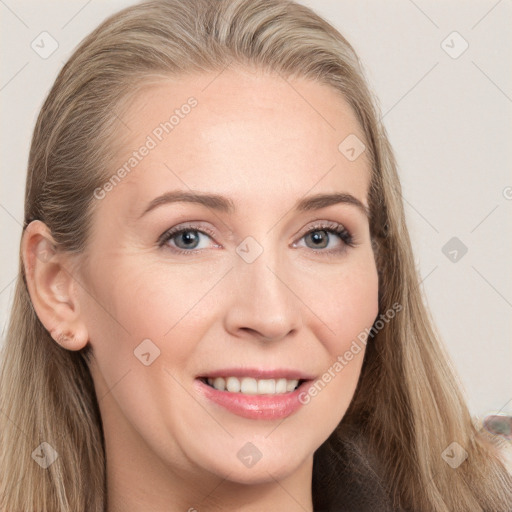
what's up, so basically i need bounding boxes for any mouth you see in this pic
[198,376,306,395]
[194,370,315,420]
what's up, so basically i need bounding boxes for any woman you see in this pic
[1,0,511,510]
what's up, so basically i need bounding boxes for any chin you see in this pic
[195,438,311,485]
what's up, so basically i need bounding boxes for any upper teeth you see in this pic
[206,377,300,394]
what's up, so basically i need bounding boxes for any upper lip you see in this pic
[198,367,316,380]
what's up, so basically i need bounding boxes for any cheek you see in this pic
[80,263,214,440]
[299,251,379,353]
[300,252,378,398]
[80,259,224,380]
[327,268,378,348]
[295,260,378,424]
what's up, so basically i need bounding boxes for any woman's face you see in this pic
[77,67,379,486]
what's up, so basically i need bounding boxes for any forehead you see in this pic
[103,67,371,216]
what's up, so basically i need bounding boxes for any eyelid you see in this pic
[296,219,348,238]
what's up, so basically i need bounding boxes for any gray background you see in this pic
[1,0,511,419]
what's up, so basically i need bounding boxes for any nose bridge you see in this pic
[242,242,284,304]
[225,235,302,340]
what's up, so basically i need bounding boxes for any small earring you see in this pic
[51,330,74,345]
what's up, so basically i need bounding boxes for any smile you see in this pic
[195,370,315,420]
[203,376,303,394]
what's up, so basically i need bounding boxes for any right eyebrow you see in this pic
[139,190,235,218]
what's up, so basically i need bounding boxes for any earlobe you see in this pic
[21,220,89,351]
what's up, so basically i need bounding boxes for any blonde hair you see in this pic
[1,0,511,510]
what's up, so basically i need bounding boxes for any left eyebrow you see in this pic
[139,190,370,219]
[295,192,370,219]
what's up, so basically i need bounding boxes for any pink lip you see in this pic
[198,367,316,380]
[194,377,315,420]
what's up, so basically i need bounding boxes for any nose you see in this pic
[223,248,303,342]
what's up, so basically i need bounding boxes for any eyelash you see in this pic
[157,221,356,256]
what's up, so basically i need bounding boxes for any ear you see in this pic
[21,220,89,351]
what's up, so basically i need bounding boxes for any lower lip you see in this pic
[194,378,313,420]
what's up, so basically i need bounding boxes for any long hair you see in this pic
[1,1,511,510]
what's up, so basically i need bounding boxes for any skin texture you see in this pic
[22,67,379,511]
